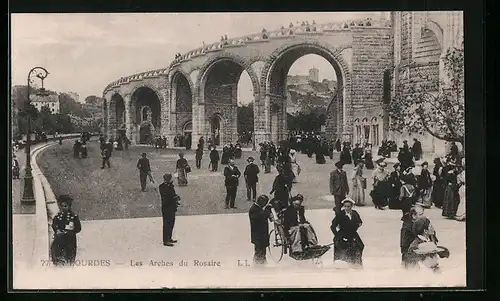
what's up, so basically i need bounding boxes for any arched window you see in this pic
[141,106,150,122]
[371,117,379,146]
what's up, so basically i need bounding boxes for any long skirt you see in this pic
[431,181,444,208]
[419,187,433,208]
[405,237,439,270]
[352,176,366,206]
[455,185,466,220]
[51,232,77,265]
[177,168,188,186]
[442,184,459,218]
[333,235,364,267]
[264,158,272,173]
[371,182,389,207]
[388,186,402,209]
[316,153,326,164]
[291,163,300,183]
[289,224,318,253]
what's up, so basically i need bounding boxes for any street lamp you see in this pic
[22,67,49,203]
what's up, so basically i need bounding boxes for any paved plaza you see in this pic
[13,141,466,289]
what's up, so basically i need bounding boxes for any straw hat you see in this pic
[414,242,441,254]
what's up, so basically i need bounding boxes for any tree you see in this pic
[237,103,254,134]
[386,44,464,148]
[84,95,100,105]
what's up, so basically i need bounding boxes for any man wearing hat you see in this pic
[244,157,260,202]
[51,195,82,265]
[159,174,180,246]
[330,161,349,213]
[224,159,241,209]
[137,152,152,192]
[249,195,271,264]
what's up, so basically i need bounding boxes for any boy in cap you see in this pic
[244,156,260,202]
[51,195,82,265]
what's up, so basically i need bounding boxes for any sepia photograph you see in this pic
[10,11,467,289]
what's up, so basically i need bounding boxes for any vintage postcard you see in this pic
[10,12,467,289]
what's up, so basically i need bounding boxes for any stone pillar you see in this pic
[231,83,238,144]
[254,93,270,145]
[123,94,132,143]
[108,98,116,140]
[192,97,200,148]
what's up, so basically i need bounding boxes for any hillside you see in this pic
[286,79,336,114]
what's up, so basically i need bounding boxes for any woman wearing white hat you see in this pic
[289,149,301,183]
[330,198,364,268]
[455,158,466,221]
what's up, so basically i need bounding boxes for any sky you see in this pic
[11,12,382,103]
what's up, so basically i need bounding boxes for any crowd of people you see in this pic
[45,130,464,271]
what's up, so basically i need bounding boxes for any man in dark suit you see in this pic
[249,195,271,265]
[330,161,349,214]
[223,159,241,209]
[195,144,203,169]
[137,152,151,191]
[244,157,260,202]
[283,195,318,254]
[101,140,113,169]
[159,174,180,246]
[209,146,220,171]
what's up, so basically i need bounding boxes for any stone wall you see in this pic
[350,27,393,144]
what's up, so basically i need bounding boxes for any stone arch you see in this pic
[260,41,352,96]
[260,40,352,141]
[129,86,163,144]
[209,113,225,146]
[421,20,444,49]
[196,52,260,100]
[169,68,195,96]
[108,92,125,139]
[129,83,164,104]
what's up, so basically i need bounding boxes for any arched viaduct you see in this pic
[102,18,396,146]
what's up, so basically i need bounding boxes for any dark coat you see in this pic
[209,150,220,162]
[283,205,307,231]
[270,174,292,205]
[224,165,241,187]
[330,169,349,196]
[418,169,433,190]
[195,148,203,159]
[137,158,151,173]
[249,204,270,246]
[159,182,179,213]
[244,163,260,183]
[331,209,364,264]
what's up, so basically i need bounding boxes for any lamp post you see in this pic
[22,67,49,203]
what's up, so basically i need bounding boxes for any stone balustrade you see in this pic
[103,17,391,94]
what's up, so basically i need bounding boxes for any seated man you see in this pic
[283,194,318,254]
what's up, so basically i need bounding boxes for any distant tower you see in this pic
[308,67,319,82]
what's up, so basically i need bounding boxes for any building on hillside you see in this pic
[29,90,60,114]
[308,67,319,82]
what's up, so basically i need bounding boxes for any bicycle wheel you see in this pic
[268,229,284,262]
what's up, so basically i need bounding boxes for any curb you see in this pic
[28,134,82,265]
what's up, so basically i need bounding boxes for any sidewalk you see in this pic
[12,148,37,273]
[13,206,466,289]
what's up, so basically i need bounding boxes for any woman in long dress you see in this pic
[455,158,466,221]
[331,198,364,268]
[431,158,445,208]
[364,147,374,170]
[176,152,189,186]
[417,162,433,208]
[289,149,300,183]
[371,162,390,209]
[441,160,460,218]
[388,163,402,209]
[351,160,366,206]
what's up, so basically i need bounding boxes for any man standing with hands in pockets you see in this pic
[224,159,241,209]
[244,157,260,202]
[330,161,349,214]
[159,173,180,246]
[137,153,152,192]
